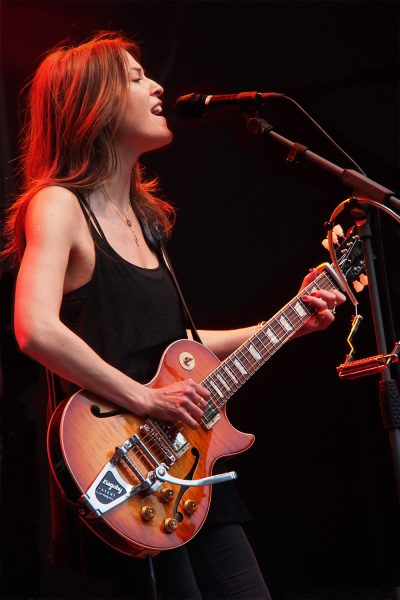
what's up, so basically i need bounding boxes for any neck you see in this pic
[98,147,139,210]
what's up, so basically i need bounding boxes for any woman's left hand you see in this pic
[295,268,346,336]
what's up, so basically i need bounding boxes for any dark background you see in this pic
[1,1,399,599]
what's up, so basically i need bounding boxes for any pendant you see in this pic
[126,217,132,227]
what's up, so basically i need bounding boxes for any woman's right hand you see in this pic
[142,379,211,428]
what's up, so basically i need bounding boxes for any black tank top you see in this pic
[55,194,249,540]
[60,194,187,386]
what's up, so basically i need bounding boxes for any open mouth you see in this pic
[151,105,163,115]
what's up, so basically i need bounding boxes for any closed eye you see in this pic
[130,65,145,83]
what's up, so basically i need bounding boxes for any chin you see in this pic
[147,129,174,152]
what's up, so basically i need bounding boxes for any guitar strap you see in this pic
[140,215,203,346]
[46,367,58,416]
[159,241,203,345]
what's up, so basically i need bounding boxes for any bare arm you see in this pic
[14,187,209,427]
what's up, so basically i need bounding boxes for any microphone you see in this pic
[174,91,284,118]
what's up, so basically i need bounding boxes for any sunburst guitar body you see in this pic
[47,340,254,557]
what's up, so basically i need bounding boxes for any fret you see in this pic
[200,268,342,422]
[223,358,243,385]
[222,358,247,391]
[216,372,231,391]
[270,318,286,340]
[209,379,224,399]
[278,314,294,333]
[231,357,248,377]
[202,380,221,409]
[256,331,276,357]
[285,303,307,329]
[237,346,259,374]
[271,318,292,345]
[248,337,264,357]
[292,299,309,319]
[321,272,337,292]
[253,331,269,352]
[223,364,239,385]
[264,326,280,346]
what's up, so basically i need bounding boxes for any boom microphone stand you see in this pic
[244,111,400,502]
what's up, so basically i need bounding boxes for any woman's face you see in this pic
[114,50,173,156]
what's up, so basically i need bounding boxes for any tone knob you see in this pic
[183,499,198,515]
[141,506,155,521]
[160,487,175,503]
[164,517,178,533]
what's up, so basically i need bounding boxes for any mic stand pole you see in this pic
[245,115,400,505]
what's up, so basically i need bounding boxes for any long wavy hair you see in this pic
[2,31,175,265]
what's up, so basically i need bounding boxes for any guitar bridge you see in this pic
[141,418,190,460]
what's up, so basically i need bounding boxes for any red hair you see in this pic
[2,31,175,264]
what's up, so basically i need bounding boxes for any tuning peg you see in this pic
[359,274,368,286]
[321,233,338,247]
[322,238,329,250]
[322,223,344,250]
[333,224,344,238]
[353,280,364,292]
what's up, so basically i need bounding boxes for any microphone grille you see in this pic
[174,93,208,118]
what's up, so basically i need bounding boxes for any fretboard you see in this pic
[202,269,338,425]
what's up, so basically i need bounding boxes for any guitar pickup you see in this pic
[202,412,221,430]
[142,419,190,459]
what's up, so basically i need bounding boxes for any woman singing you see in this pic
[3,31,344,599]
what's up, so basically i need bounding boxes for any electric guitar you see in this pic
[47,231,364,557]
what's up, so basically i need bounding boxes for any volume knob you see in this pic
[160,487,175,503]
[164,517,178,533]
[141,506,155,521]
[183,499,198,515]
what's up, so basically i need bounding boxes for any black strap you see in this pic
[149,219,203,345]
[160,239,203,345]
[46,368,57,414]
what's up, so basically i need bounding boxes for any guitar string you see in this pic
[205,272,337,412]
[204,285,316,412]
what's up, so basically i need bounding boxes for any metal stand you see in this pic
[244,113,400,499]
[245,112,400,595]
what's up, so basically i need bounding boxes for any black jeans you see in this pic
[153,523,272,600]
[73,522,272,600]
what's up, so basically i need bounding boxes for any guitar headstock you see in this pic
[323,226,367,290]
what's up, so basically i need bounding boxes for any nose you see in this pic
[149,78,164,98]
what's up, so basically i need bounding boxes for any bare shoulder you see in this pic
[25,186,84,243]
[27,185,81,220]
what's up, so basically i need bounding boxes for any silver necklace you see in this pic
[103,187,139,247]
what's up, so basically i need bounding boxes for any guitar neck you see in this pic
[202,269,338,424]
